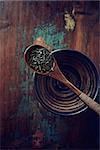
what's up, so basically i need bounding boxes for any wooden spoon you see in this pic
[24,37,100,115]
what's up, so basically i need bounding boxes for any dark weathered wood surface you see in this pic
[0,1,99,149]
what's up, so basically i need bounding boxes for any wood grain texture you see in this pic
[0,1,99,149]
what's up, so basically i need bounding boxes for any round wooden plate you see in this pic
[34,49,99,116]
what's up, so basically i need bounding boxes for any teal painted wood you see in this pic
[14,23,67,146]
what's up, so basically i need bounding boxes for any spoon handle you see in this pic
[49,61,100,115]
[79,92,100,115]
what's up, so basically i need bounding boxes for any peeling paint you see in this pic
[15,23,67,118]
[32,23,67,50]
[14,23,67,146]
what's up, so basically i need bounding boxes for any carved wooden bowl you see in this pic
[34,49,99,116]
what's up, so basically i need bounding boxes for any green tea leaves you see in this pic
[26,45,54,73]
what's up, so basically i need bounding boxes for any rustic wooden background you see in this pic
[0,1,99,149]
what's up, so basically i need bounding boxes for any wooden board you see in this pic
[0,1,99,149]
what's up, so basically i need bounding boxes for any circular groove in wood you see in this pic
[34,50,98,116]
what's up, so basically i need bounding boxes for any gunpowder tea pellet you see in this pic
[26,45,54,73]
